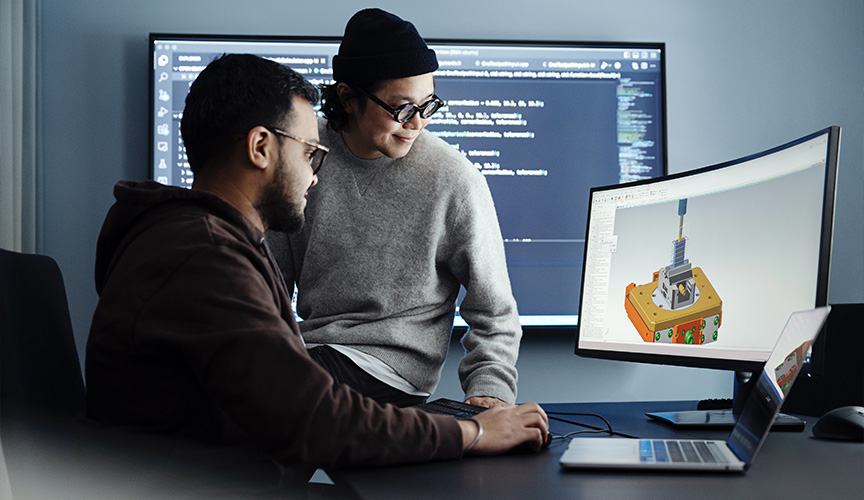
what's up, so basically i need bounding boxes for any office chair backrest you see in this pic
[0,248,85,424]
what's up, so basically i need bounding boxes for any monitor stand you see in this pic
[645,371,805,431]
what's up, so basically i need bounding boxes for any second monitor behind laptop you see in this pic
[574,126,840,420]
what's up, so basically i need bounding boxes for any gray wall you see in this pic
[35,0,863,403]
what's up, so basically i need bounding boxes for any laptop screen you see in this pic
[727,307,830,464]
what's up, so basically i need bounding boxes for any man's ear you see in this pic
[336,83,356,115]
[245,126,276,171]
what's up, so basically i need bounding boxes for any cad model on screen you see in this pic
[624,199,723,345]
[774,342,809,396]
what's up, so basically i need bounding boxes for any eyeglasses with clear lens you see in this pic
[354,86,444,123]
[265,127,329,174]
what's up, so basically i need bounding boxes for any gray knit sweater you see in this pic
[267,118,521,403]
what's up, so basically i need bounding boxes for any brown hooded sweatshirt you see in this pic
[85,180,461,472]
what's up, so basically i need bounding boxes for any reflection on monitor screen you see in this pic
[576,127,839,373]
[149,35,667,330]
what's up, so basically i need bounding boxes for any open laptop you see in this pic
[560,306,831,472]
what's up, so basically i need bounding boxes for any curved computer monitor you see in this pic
[149,34,667,330]
[575,126,840,374]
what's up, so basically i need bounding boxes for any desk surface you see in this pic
[328,401,864,500]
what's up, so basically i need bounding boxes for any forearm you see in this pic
[451,173,523,403]
[457,311,522,403]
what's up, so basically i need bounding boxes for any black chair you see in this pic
[0,248,86,498]
[0,248,85,423]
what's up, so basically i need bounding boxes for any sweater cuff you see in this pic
[464,376,517,405]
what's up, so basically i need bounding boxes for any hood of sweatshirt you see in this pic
[94,180,261,295]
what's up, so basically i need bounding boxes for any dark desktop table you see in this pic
[326,401,863,500]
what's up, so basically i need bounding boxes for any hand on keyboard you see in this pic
[465,396,511,409]
[459,403,549,455]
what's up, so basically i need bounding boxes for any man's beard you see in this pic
[256,155,305,233]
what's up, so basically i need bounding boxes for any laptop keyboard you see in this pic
[640,439,727,463]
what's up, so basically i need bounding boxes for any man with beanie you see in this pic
[85,54,549,495]
[268,8,522,409]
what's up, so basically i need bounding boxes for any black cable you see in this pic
[546,411,638,439]
[550,428,611,441]
[547,411,613,432]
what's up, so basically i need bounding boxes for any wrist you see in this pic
[460,418,483,453]
[466,395,511,408]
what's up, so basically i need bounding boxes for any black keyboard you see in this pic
[414,398,487,419]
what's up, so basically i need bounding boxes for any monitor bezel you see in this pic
[573,126,840,372]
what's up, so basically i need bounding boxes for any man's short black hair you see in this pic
[181,54,318,172]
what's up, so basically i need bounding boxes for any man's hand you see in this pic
[465,396,511,409]
[458,403,549,455]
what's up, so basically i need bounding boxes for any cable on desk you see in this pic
[546,411,613,432]
[545,411,618,441]
[554,429,610,440]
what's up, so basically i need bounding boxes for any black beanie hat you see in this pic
[332,8,439,82]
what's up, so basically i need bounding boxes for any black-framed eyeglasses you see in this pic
[265,127,329,174]
[353,86,444,123]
